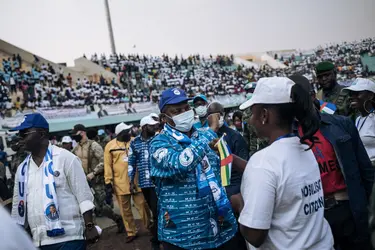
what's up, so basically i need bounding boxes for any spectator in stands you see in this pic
[9,76,16,94]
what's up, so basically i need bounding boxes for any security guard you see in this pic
[315,61,354,118]
[71,124,124,233]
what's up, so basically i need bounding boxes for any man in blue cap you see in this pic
[9,113,100,249]
[193,94,209,129]
[149,88,237,250]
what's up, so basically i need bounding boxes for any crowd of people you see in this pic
[1,38,375,120]
[1,56,375,250]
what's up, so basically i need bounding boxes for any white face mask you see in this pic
[219,116,225,128]
[170,110,195,132]
[195,106,207,118]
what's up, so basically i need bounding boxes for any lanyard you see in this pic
[356,109,374,132]
[275,133,296,142]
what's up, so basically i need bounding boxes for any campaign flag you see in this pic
[319,100,337,115]
[216,135,233,187]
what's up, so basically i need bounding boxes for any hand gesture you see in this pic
[208,113,220,132]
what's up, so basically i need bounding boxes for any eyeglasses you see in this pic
[18,130,38,138]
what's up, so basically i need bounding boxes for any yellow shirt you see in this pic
[104,139,141,195]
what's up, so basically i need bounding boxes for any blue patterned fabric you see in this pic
[150,124,237,249]
[128,135,155,188]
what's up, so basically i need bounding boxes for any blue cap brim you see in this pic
[193,95,208,103]
[9,125,28,132]
[160,96,191,111]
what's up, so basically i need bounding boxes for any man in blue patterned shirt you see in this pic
[149,88,237,250]
[128,115,160,250]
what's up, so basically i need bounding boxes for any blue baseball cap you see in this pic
[159,88,191,111]
[98,129,105,136]
[10,113,49,131]
[193,94,208,103]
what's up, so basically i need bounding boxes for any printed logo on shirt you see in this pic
[18,200,25,217]
[45,203,59,221]
[179,148,194,167]
[301,179,324,215]
[210,218,218,236]
[209,181,221,201]
[153,148,168,163]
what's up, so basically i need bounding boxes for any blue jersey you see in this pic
[128,135,155,188]
[149,125,237,249]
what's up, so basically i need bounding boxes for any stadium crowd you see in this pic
[1,49,375,250]
[0,38,374,119]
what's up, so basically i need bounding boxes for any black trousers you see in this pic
[142,187,159,245]
[162,236,241,250]
[324,200,372,250]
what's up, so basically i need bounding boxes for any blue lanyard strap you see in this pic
[275,133,296,142]
[356,108,374,132]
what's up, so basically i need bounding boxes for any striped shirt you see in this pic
[128,135,155,188]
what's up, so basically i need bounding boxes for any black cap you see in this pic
[70,124,86,135]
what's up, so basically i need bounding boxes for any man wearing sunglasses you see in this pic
[10,113,99,249]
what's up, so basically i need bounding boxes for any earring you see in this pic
[363,99,375,114]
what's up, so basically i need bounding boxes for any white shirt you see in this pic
[11,145,95,247]
[10,77,16,85]
[239,137,333,250]
[0,206,36,250]
[356,113,375,163]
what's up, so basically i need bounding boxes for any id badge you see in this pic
[123,156,128,162]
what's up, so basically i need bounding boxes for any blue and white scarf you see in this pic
[16,145,65,237]
[164,125,232,218]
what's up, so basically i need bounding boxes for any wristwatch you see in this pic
[85,222,95,230]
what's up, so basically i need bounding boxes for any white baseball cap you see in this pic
[343,78,375,94]
[149,113,159,119]
[61,136,72,143]
[115,122,133,135]
[239,77,295,110]
[140,115,159,127]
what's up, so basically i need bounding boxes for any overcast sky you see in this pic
[0,0,374,65]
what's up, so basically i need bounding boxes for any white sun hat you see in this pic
[239,77,295,110]
[343,78,375,94]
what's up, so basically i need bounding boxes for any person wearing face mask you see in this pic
[343,78,375,167]
[150,88,237,250]
[193,94,209,129]
[128,115,161,250]
[71,124,125,234]
[104,122,150,243]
